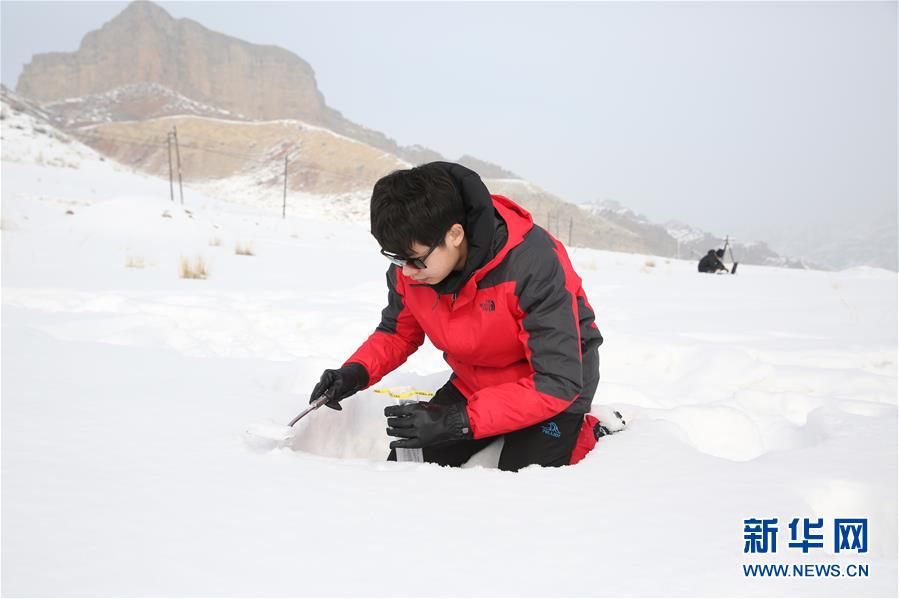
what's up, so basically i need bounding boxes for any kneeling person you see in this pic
[310,162,604,471]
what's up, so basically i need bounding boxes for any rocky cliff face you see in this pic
[17,1,336,125]
[15,1,448,166]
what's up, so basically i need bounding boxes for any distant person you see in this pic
[307,162,622,471]
[698,249,729,273]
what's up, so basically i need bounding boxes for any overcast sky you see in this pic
[2,1,896,251]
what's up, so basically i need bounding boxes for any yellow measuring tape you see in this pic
[373,386,435,400]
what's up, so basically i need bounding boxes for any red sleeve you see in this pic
[343,265,425,387]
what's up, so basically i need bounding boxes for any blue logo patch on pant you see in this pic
[541,421,561,438]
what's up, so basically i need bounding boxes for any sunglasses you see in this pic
[380,242,439,270]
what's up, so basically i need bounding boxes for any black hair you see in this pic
[370,163,464,257]
[716,249,725,258]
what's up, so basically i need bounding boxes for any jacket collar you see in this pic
[412,162,533,303]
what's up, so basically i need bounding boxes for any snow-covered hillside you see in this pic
[582,198,811,269]
[2,123,897,596]
[1,95,107,168]
[42,82,246,128]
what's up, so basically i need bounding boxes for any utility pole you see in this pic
[166,132,174,202]
[283,155,288,219]
[172,126,184,205]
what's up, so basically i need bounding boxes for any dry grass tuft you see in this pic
[125,256,145,269]
[179,256,208,279]
[639,257,657,274]
[209,237,222,247]
[235,241,255,256]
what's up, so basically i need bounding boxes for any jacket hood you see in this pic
[425,161,533,300]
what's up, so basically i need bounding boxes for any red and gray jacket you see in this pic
[345,162,603,440]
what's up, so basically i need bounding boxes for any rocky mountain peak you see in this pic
[16,0,330,123]
[100,0,173,33]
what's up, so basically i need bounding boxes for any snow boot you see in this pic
[595,410,627,438]
[569,410,627,464]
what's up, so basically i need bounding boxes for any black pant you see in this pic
[387,379,583,472]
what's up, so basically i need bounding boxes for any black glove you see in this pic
[310,363,369,410]
[384,401,473,449]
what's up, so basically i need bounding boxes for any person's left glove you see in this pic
[384,402,473,449]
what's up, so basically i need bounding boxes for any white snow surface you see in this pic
[1,131,897,596]
[1,99,106,168]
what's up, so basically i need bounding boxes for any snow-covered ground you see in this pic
[2,125,897,596]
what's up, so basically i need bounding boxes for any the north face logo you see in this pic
[541,421,561,438]
[480,299,496,312]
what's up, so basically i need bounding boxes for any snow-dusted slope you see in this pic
[42,82,246,128]
[1,95,106,168]
[2,136,897,595]
[582,198,810,269]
